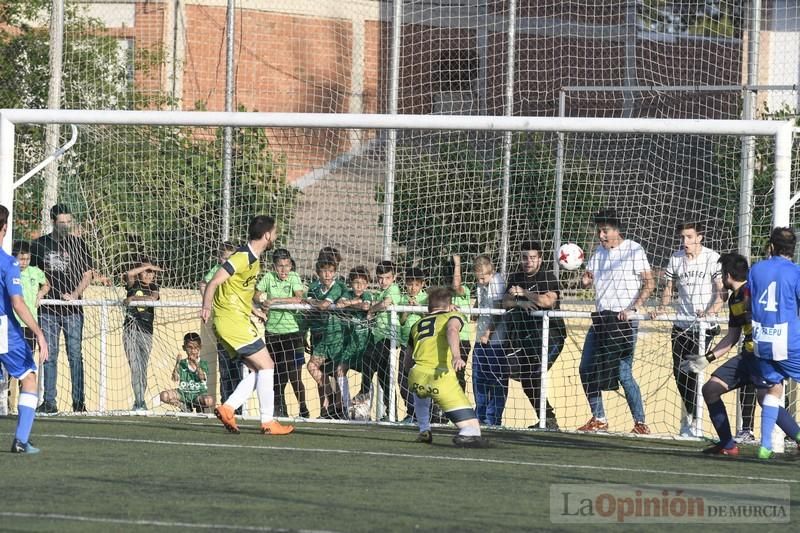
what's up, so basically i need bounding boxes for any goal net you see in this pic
[1,111,796,442]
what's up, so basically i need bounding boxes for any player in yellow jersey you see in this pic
[200,215,293,436]
[404,287,490,448]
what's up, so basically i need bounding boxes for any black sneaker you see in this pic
[299,404,310,419]
[452,434,492,448]
[36,401,57,414]
[415,430,433,444]
[545,416,560,430]
[72,401,87,413]
[11,438,40,454]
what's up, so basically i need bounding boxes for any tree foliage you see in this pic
[0,1,297,287]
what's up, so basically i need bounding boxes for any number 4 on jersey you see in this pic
[758,281,778,312]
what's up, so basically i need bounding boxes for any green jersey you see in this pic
[177,359,209,396]
[372,283,402,342]
[399,290,428,347]
[307,279,346,358]
[338,289,373,366]
[256,271,304,334]
[203,263,221,284]
[452,285,472,341]
[16,265,46,325]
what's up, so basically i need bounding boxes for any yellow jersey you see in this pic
[409,311,464,369]
[212,245,260,321]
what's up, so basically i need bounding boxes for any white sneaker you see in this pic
[679,415,693,437]
[689,418,703,437]
[734,429,756,444]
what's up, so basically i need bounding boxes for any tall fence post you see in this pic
[499,0,517,277]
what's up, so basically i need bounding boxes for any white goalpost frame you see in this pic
[0,110,796,439]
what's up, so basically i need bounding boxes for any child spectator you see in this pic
[306,257,346,418]
[122,257,161,411]
[160,332,215,412]
[1,242,50,415]
[335,266,374,418]
[199,241,242,411]
[398,267,428,422]
[256,248,309,419]
[472,255,509,426]
[361,260,403,420]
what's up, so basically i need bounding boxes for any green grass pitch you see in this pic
[0,416,797,532]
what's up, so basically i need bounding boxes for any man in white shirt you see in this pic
[653,222,725,437]
[578,209,655,434]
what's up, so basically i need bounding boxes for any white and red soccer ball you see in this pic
[558,243,584,271]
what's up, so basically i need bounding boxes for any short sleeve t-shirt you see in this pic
[727,282,753,354]
[452,286,472,341]
[409,311,464,370]
[475,273,506,342]
[307,279,346,333]
[16,266,46,324]
[256,270,304,335]
[124,279,159,333]
[0,250,26,350]
[586,239,651,312]
[399,290,428,347]
[203,264,221,284]
[372,283,403,342]
[505,269,565,343]
[177,359,209,396]
[213,246,260,321]
[665,246,721,328]
[31,233,93,315]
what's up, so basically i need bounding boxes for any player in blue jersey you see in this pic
[0,205,49,453]
[747,227,800,459]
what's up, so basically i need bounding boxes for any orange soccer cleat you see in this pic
[261,420,295,435]
[214,404,240,434]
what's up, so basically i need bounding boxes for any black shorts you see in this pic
[711,353,766,390]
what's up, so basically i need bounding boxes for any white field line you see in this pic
[38,433,799,484]
[0,511,335,532]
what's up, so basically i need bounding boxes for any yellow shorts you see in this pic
[213,315,265,359]
[408,365,472,413]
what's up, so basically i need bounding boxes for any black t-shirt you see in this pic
[505,270,566,343]
[30,233,94,315]
[124,280,159,333]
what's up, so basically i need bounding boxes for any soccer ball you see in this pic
[558,243,584,271]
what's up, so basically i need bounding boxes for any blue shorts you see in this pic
[0,340,36,380]
[711,353,764,389]
[756,357,800,386]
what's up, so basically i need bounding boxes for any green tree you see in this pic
[1,1,297,287]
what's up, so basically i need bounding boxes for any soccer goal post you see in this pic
[0,109,795,439]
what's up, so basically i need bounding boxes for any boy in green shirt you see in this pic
[360,260,402,420]
[255,248,309,419]
[159,332,215,412]
[306,258,346,418]
[399,267,427,422]
[335,266,373,418]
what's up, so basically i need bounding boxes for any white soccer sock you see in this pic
[414,395,432,432]
[337,376,351,412]
[224,371,256,411]
[458,425,481,437]
[256,368,275,424]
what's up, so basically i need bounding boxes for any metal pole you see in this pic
[739,0,761,261]
[99,302,108,412]
[622,0,637,118]
[553,90,566,275]
[383,0,403,260]
[221,0,235,241]
[499,0,517,277]
[43,0,65,233]
[538,314,550,429]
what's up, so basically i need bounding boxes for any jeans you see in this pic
[579,322,645,423]
[41,311,85,406]
[123,325,153,406]
[472,342,510,426]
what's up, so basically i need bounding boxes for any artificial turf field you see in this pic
[0,416,797,532]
